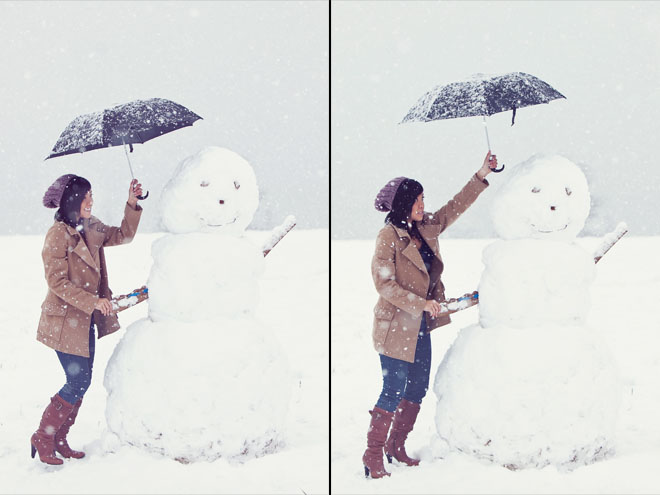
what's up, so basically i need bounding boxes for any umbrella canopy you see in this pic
[401,72,565,125]
[400,72,565,173]
[46,98,202,159]
[45,98,202,199]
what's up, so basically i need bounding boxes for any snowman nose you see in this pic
[219,200,225,205]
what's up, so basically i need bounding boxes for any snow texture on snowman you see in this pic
[104,146,291,462]
[433,154,622,470]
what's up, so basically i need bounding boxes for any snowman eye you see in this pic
[531,187,541,193]
[565,187,572,196]
[200,181,210,187]
[234,181,240,190]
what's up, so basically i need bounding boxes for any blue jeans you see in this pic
[375,316,432,412]
[55,319,96,404]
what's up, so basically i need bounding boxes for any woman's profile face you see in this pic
[79,190,93,219]
[410,193,424,222]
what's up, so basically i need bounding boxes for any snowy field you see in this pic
[0,228,328,494]
[331,234,660,494]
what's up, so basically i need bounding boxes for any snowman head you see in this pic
[160,146,259,235]
[491,154,590,241]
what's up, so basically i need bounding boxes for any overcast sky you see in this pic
[4,1,660,240]
[0,1,328,234]
[332,1,660,239]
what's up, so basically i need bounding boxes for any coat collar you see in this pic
[62,222,100,273]
[419,226,440,258]
[389,223,428,277]
[391,223,410,240]
[85,216,102,230]
[390,222,440,258]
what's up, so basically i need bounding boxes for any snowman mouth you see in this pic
[532,223,568,233]
[205,217,238,227]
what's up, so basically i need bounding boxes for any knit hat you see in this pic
[43,174,79,208]
[374,177,407,212]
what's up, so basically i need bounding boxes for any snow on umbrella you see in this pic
[400,72,566,172]
[45,98,203,199]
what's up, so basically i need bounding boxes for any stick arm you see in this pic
[593,222,628,264]
[262,215,296,257]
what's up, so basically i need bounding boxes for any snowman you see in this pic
[432,154,621,470]
[103,146,291,462]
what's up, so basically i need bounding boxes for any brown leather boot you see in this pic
[54,398,85,459]
[362,407,394,478]
[385,399,421,466]
[30,394,75,465]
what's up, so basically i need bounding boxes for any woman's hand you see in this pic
[127,179,143,207]
[477,151,498,180]
[424,299,443,318]
[95,297,113,316]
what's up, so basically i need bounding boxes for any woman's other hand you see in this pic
[424,299,443,318]
[477,151,498,180]
[95,298,113,316]
[127,179,143,207]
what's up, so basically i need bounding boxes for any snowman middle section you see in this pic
[478,238,594,328]
[148,232,264,322]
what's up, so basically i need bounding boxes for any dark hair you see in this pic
[385,178,424,238]
[55,176,92,228]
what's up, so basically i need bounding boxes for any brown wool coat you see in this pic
[371,173,489,363]
[37,202,142,357]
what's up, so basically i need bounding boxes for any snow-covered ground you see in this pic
[331,234,660,494]
[0,228,328,494]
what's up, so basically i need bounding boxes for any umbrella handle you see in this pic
[488,151,505,173]
[137,191,150,200]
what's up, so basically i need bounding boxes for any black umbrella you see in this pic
[400,72,566,172]
[45,98,203,199]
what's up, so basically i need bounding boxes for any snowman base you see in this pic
[433,323,622,471]
[104,317,291,462]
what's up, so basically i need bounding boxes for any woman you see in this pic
[31,174,143,465]
[363,151,498,478]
